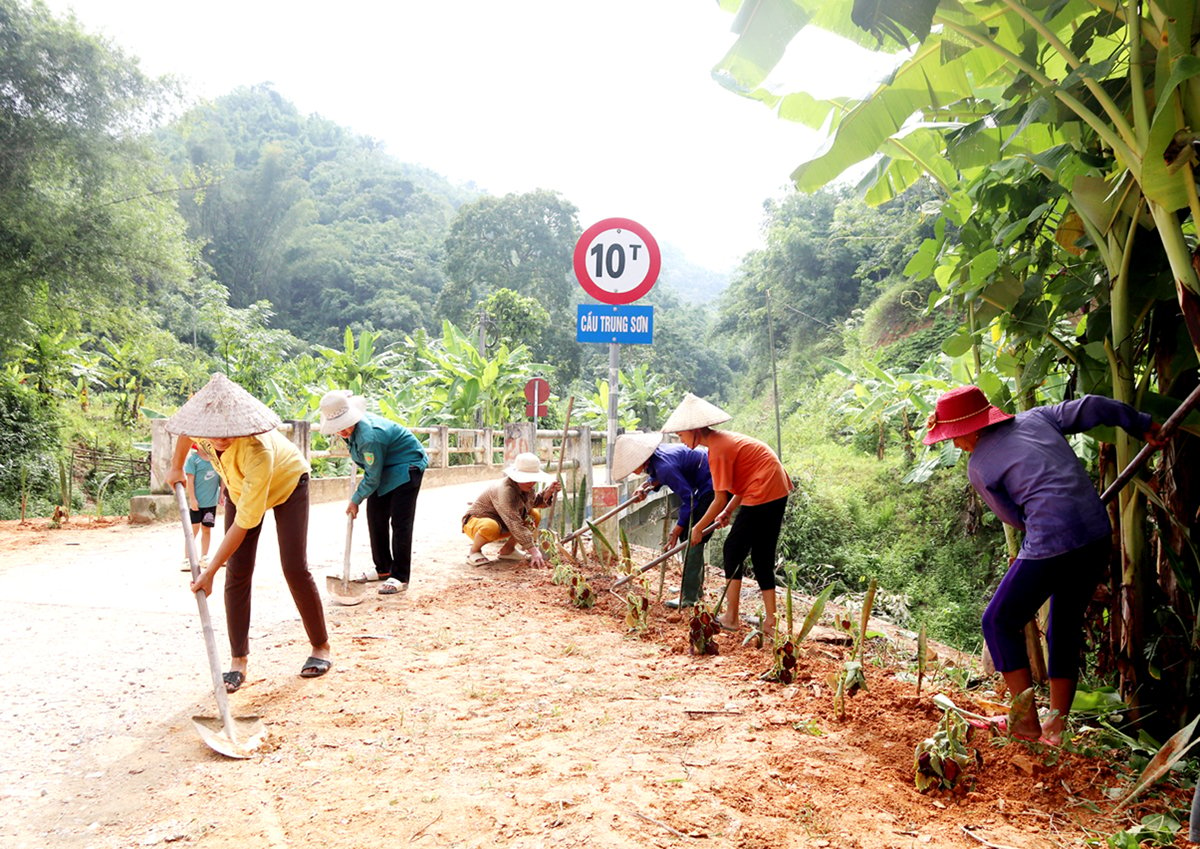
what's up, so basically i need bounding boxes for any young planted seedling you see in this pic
[914,707,973,793]
[688,602,721,655]
[761,639,800,685]
[624,591,650,633]
[831,578,877,719]
[551,559,576,587]
[569,573,595,608]
[797,582,835,643]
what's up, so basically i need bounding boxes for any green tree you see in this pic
[439,190,582,381]
[476,288,551,357]
[161,86,460,346]
[0,0,193,358]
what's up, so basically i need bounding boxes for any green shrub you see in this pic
[0,377,62,519]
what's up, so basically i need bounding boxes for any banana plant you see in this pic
[403,320,542,428]
[313,327,400,396]
[712,0,1200,732]
[714,0,1200,354]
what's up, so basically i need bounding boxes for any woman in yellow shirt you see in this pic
[165,374,330,693]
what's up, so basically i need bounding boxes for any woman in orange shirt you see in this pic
[663,393,793,638]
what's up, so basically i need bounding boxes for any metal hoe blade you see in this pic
[191,714,267,759]
[327,513,366,605]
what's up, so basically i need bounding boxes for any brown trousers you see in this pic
[223,474,327,657]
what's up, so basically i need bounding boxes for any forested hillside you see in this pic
[0,0,973,621]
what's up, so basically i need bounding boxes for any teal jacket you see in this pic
[347,412,429,504]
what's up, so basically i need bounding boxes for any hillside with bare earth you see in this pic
[0,480,1193,849]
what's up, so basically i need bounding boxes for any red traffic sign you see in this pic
[573,217,661,305]
[524,377,551,404]
[525,403,548,419]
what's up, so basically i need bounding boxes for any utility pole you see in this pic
[766,288,783,460]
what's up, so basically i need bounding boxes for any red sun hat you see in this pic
[923,386,1014,445]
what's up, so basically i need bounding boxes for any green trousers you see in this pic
[680,535,709,605]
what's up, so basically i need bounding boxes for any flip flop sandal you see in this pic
[965,716,1007,732]
[378,578,406,594]
[466,552,491,567]
[495,551,526,561]
[299,656,332,678]
[349,571,388,583]
[222,670,245,692]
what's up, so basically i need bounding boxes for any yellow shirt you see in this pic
[197,430,310,530]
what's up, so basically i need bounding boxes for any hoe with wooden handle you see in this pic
[174,483,266,758]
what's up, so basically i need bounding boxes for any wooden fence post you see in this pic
[284,420,310,460]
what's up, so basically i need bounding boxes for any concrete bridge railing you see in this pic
[131,419,676,546]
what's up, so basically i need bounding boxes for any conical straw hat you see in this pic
[661,393,731,433]
[165,373,283,438]
[611,431,664,481]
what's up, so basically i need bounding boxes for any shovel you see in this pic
[612,522,718,589]
[1099,382,1200,504]
[326,514,366,605]
[173,483,266,759]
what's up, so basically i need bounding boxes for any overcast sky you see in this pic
[44,0,896,274]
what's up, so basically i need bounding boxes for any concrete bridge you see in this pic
[129,419,678,548]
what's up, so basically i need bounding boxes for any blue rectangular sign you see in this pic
[576,304,654,344]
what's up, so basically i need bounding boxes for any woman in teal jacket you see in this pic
[319,390,429,594]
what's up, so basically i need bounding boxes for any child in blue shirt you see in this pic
[183,444,222,570]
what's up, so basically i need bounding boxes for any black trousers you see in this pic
[722,495,788,591]
[366,467,424,582]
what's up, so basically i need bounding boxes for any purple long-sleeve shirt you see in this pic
[967,395,1152,560]
[643,444,714,533]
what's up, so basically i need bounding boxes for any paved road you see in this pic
[0,478,483,848]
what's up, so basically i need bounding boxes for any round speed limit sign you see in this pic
[573,217,661,305]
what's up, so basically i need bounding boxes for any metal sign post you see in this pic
[572,217,662,485]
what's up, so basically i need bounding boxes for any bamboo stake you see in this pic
[545,396,573,531]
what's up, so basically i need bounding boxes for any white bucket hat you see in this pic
[611,431,664,481]
[165,373,282,438]
[317,390,368,436]
[505,452,555,484]
[661,393,732,433]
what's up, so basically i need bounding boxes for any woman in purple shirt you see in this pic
[613,432,715,607]
[925,386,1162,745]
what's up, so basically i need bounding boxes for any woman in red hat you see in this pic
[925,386,1162,744]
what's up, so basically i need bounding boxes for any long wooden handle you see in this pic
[174,483,239,744]
[612,522,717,589]
[1100,383,1200,504]
[560,493,643,544]
[341,515,354,583]
[342,466,356,584]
